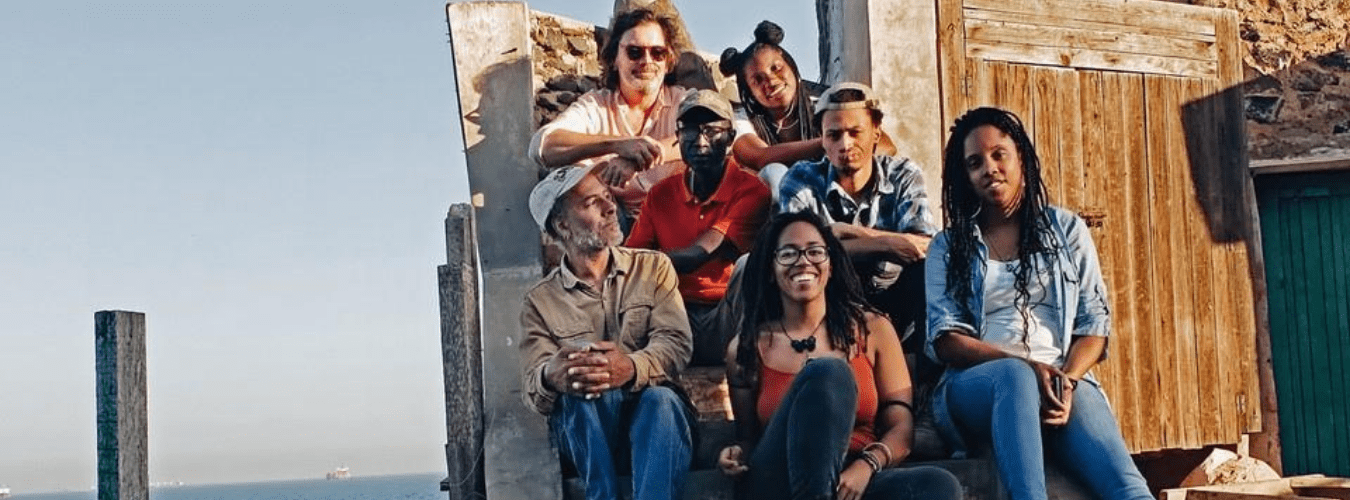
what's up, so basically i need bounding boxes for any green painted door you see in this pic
[1257,171,1350,476]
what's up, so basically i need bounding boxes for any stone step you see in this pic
[562,458,1095,500]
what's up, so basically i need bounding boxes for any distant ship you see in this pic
[326,467,351,480]
[0,485,11,499]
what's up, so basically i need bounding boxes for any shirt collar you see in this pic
[681,158,738,205]
[827,155,895,198]
[557,247,629,290]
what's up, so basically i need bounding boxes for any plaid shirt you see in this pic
[778,155,937,290]
[779,155,937,235]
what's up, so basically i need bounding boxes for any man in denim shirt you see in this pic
[521,165,694,500]
[779,82,937,350]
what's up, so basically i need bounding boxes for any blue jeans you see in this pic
[549,386,693,500]
[944,358,1153,500]
[744,358,963,500]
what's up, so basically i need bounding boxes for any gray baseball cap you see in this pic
[529,165,595,232]
[677,89,734,123]
[815,82,881,114]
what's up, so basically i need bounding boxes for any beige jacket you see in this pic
[519,247,692,415]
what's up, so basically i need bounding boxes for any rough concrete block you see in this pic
[95,311,148,500]
[446,3,560,499]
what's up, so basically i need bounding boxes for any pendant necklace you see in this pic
[781,318,823,353]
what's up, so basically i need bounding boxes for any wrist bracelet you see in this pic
[859,452,882,473]
[862,442,894,467]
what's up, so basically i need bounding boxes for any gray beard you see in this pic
[561,225,618,255]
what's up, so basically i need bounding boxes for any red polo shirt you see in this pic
[625,159,770,305]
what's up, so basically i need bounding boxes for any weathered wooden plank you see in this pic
[938,0,968,148]
[1163,75,1203,449]
[968,59,997,110]
[1144,74,1183,448]
[1233,167,1264,438]
[1251,155,1350,175]
[966,40,1218,78]
[1181,78,1224,446]
[1195,77,1243,444]
[1057,68,1084,211]
[1296,488,1350,500]
[1214,9,1243,87]
[1097,70,1142,450]
[1030,67,1063,205]
[1290,476,1350,489]
[1123,71,1162,452]
[964,18,1216,62]
[1184,493,1329,500]
[963,0,1218,37]
[993,62,1034,138]
[963,8,1218,43]
[1212,4,1266,441]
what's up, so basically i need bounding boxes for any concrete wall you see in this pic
[445,3,559,499]
[818,0,945,220]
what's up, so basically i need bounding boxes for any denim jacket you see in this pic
[923,205,1111,456]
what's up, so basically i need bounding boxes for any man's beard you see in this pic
[562,222,621,254]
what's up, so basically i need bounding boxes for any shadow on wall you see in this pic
[1182,84,1253,245]
[464,55,544,270]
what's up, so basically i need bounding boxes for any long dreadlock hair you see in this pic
[718,21,818,145]
[734,211,879,377]
[940,107,1060,334]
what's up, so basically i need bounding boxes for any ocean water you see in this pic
[14,473,445,500]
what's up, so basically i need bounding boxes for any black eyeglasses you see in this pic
[774,245,829,266]
[623,45,671,62]
[677,123,731,140]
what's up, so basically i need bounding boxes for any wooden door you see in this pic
[937,0,1262,453]
[1258,171,1350,476]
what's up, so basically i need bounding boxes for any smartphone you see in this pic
[1051,375,1065,402]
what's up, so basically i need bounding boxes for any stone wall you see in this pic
[530,13,602,131]
[1172,0,1350,160]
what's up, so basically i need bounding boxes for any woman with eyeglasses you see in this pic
[718,21,895,202]
[717,211,962,500]
[926,107,1153,500]
[529,8,752,223]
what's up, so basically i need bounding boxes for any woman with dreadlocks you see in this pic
[925,107,1153,500]
[718,21,895,202]
[716,211,962,500]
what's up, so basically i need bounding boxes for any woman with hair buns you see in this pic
[717,211,963,500]
[719,21,895,200]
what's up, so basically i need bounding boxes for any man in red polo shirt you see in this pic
[626,89,771,365]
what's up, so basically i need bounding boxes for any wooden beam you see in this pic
[936,0,967,147]
[965,18,1216,62]
[963,0,1218,37]
[963,8,1217,43]
[1250,156,1350,176]
[966,40,1217,78]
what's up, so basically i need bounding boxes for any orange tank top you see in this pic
[756,345,878,453]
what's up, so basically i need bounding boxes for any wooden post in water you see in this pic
[441,203,485,500]
[95,310,148,500]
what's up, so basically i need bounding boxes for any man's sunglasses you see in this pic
[623,45,671,62]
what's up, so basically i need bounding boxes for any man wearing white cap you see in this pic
[778,82,937,353]
[519,165,694,500]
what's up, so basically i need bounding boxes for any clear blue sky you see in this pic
[0,0,816,493]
